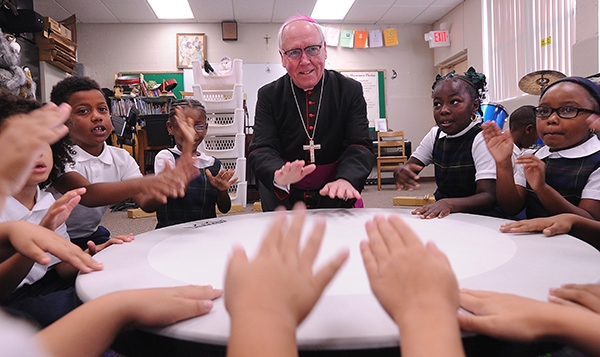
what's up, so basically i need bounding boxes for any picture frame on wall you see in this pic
[176,33,206,69]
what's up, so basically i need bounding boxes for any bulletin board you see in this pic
[339,70,386,129]
[118,71,185,99]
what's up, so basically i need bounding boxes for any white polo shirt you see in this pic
[62,143,142,239]
[0,187,68,289]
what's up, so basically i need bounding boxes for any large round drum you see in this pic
[481,103,508,129]
[76,209,600,352]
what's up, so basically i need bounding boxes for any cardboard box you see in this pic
[392,195,436,206]
[43,16,60,33]
[60,25,72,41]
[127,208,156,219]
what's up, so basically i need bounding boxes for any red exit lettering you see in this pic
[434,31,448,42]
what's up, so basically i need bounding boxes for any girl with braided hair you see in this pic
[153,99,237,228]
[394,67,498,219]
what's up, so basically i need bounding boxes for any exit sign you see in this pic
[424,30,450,48]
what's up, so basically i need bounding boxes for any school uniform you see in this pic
[154,146,222,228]
[515,136,600,218]
[61,143,142,248]
[411,120,496,200]
[0,188,76,327]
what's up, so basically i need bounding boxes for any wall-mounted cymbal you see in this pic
[518,70,566,95]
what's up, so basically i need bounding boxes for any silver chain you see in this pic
[290,74,324,141]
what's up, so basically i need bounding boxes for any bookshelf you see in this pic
[110,96,173,174]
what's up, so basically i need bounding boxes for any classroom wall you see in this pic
[432,0,483,71]
[76,21,440,176]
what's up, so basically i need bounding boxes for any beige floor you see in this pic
[100,179,437,237]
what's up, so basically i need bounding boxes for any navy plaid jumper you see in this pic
[432,124,482,200]
[525,150,600,218]
[156,150,222,228]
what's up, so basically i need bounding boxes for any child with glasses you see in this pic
[154,99,237,228]
[482,76,600,220]
[394,68,498,219]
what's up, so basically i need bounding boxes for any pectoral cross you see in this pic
[303,139,321,163]
[264,34,271,50]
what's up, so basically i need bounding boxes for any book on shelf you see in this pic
[111,97,171,117]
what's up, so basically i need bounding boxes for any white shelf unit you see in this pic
[193,84,243,112]
[193,59,246,207]
[220,157,246,182]
[198,133,245,159]
[192,58,243,90]
[206,108,244,136]
[228,181,247,206]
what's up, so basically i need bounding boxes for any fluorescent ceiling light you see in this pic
[148,0,193,19]
[311,0,355,20]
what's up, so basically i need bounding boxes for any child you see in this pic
[394,68,497,219]
[483,76,600,220]
[488,102,600,249]
[0,92,130,327]
[0,92,219,357]
[49,76,195,248]
[154,99,237,228]
[508,105,539,156]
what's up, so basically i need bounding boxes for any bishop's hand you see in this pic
[319,179,361,201]
[274,160,316,187]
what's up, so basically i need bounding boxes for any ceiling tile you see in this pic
[52,0,118,23]
[101,0,157,23]
[188,0,234,23]
[412,5,456,24]
[33,0,72,21]
[344,1,396,24]
[379,6,425,24]
[32,0,463,25]
[272,0,316,23]
[233,0,274,23]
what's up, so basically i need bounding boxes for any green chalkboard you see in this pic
[118,72,185,99]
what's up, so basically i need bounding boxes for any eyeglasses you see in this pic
[281,44,322,60]
[534,106,600,119]
[194,123,208,132]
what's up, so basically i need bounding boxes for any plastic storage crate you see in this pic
[198,133,245,159]
[206,108,244,136]
[193,84,243,112]
[228,181,247,207]
[192,59,243,90]
[220,157,246,182]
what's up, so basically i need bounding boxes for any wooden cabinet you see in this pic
[135,128,172,175]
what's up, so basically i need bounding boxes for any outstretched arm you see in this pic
[361,214,464,357]
[411,179,496,219]
[499,213,600,250]
[0,221,101,272]
[394,158,425,191]
[459,289,600,357]
[225,204,348,357]
[37,285,222,357]
[481,122,525,215]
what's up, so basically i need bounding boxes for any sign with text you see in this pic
[424,30,450,48]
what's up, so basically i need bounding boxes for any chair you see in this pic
[376,130,408,190]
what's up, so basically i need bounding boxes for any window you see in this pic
[482,0,575,102]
